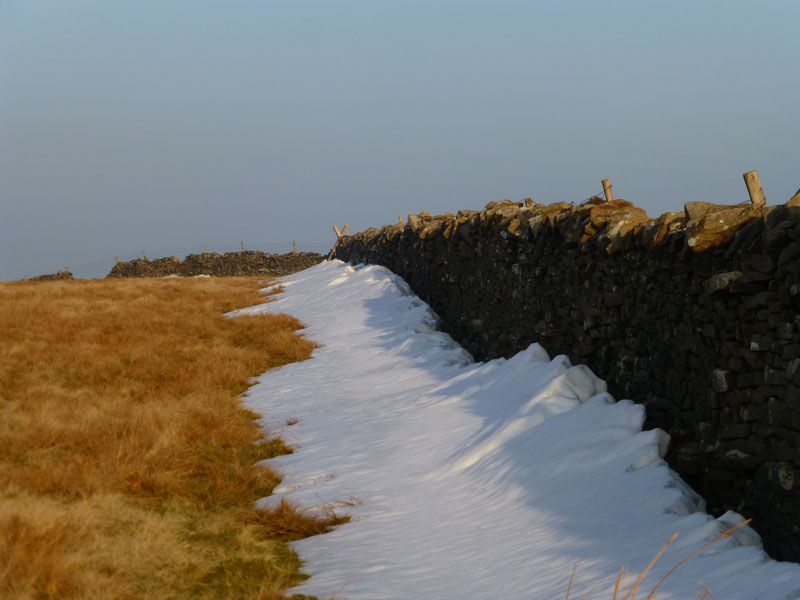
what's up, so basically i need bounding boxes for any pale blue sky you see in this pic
[2,1,798,279]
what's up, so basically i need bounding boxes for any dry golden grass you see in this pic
[565,520,751,600]
[0,276,346,599]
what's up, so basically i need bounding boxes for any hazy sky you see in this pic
[2,1,799,279]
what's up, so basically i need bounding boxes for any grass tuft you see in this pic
[567,519,753,600]
[247,499,351,542]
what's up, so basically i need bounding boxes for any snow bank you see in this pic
[231,261,800,600]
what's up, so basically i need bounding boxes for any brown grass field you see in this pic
[0,276,347,599]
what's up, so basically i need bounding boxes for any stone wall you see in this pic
[334,193,800,562]
[107,251,325,278]
[28,269,74,281]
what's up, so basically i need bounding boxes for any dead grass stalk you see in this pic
[567,520,753,600]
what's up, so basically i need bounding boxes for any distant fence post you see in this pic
[204,245,208,254]
[115,256,119,264]
[743,170,766,209]
[141,250,148,261]
[601,179,614,202]
[240,241,245,252]
[293,240,297,255]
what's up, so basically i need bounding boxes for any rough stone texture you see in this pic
[27,269,74,281]
[685,203,757,252]
[107,251,325,278]
[335,197,800,562]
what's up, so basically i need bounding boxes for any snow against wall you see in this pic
[231,261,800,600]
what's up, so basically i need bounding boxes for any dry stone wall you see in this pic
[335,193,800,562]
[28,269,74,281]
[107,251,325,278]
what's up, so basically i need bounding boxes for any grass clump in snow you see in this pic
[565,520,752,600]
[0,276,347,599]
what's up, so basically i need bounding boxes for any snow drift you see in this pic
[231,261,800,600]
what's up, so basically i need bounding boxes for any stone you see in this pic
[742,255,776,274]
[457,218,476,243]
[684,201,734,220]
[539,202,572,226]
[775,322,794,340]
[720,423,751,440]
[743,290,776,310]
[647,211,685,246]
[712,368,732,392]
[604,292,627,307]
[779,464,795,491]
[778,243,800,268]
[764,367,787,386]
[418,222,443,240]
[407,214,423,231]
[787,358,800,384]
[705,271,743,294]
[737,270,773,284]
[766,220,795,249]
[686,205,756,253]
[505,218,529,238]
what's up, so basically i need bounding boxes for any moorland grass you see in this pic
[0,276,347,599]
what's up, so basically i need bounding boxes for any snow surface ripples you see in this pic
[231,261,800,600]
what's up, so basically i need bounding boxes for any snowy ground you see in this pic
[232,261,800,600]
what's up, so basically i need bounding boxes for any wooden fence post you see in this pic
[240,241,245,252]
[115,256,119,264]
[293,240,297,255]
[601,179,614,202]
[743,170,766,210]
[204,245,208,254]
[327,223,351,260]
[142,250,148,261]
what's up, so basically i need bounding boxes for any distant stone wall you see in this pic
[28,269,74,281]
[107,251,325,278]
[335,193,800,562]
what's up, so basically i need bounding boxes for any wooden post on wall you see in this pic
[327,223,351,260]
[743,170,767,210]
[115,256,119,264]
[240,241,245,252]
[601,179,614,202]
[293,240,297,255]
[204,245,208,254]
[141,250,148,261]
